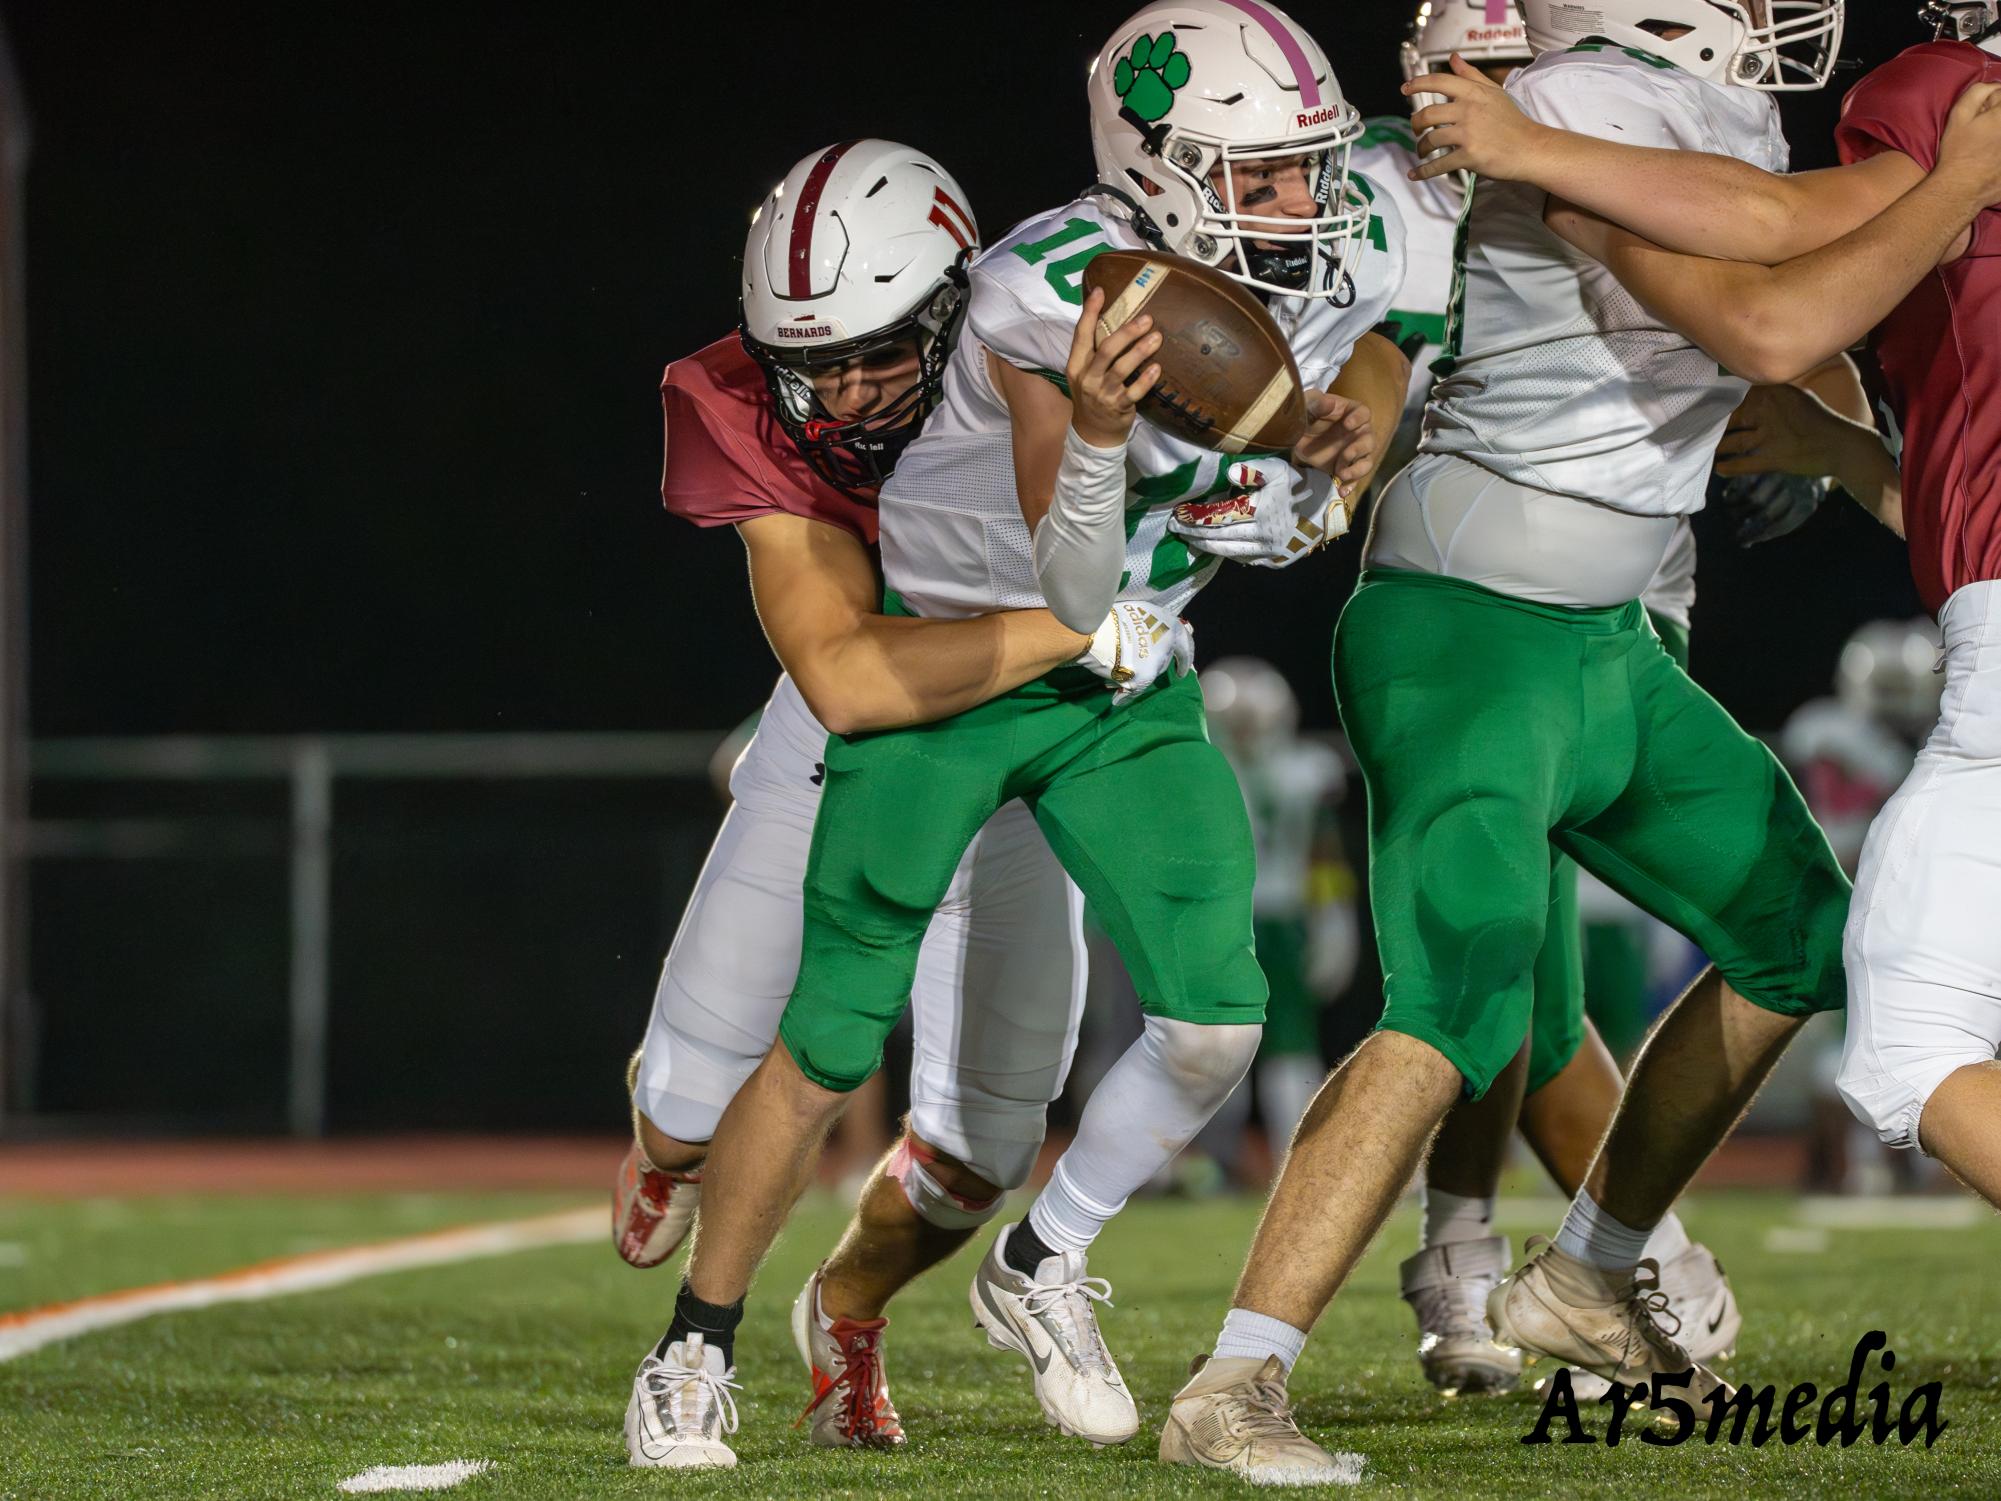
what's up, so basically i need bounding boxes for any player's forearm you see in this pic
[1826,422,1906,538]
[1032,426,1131,632]
[1328,336,1410,496]
[1719,172,1981,383]
[801,610,1089,735]
[1515,130,1812,263]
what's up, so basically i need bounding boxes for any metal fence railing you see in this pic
[20,734,721,1137]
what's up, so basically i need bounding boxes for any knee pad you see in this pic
[887,1134,1006,1230]
[1144,1015,1262,1105]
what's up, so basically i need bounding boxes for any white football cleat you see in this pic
[969,1225,1139,1447]
[611,1142,701,1269]
[790,1268,906,1448]
[1159,1353,1365,1486]
[624,1334,739,1469]
[1657,1241,1740,1363]
[1533,1239,1743,1400]
[1488,1238,1729,1404]
[1397,1236,1522,1396]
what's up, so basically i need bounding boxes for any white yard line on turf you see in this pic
[0,1206,600,1363]
[339,1459,496,1493]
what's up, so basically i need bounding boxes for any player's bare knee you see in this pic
[637,1113,706,1175]
[888,1130,1007,1229]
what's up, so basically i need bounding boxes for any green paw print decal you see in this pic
[1113,32,1191,123]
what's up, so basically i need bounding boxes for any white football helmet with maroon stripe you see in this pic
[1087,0,1368,300]
[1519,0,1844,90]
[741,139,978,493]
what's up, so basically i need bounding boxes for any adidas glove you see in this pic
[1075,601,1196,704]
[1168,459,1350,568]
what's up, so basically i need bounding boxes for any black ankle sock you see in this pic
[660,1282,745,1366]
[1004,1218,1058,1278]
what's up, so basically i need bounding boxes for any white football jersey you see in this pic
[879,186,1405,621]
[1351,118,1463,438]
[1421,46,1789,517]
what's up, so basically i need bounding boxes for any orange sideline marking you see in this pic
[0,1205,600,1362]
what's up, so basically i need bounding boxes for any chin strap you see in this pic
[1084,182,1170,252]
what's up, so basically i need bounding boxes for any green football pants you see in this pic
[1335,569,1848,1098]
[1525,608,1690,1093]
[780,667,1266,1093]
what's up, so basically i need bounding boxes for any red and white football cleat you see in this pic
[790,1268,906,1448]
[612,1142,701,1269]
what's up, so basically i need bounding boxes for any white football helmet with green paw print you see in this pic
[1086,0,1367,301]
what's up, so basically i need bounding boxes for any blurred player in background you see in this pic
[1784,619,1946,1192]
[1197,658,1359,1174]
[663,0,1410,1471]
[619,140,1149,1467]
[1401,0,2001,1212]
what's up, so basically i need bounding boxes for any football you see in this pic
[1080,249,1308,455]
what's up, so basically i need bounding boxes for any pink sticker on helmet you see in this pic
[1212,0,1322,107]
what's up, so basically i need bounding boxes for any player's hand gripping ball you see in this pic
[1080,250,1309,454]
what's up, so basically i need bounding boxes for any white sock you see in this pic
[1420,1184,1495,1249]
[1026,1015,1261,1254]
[1640,1210,1691,1265]
[1553,1192,1654,1272]
[1213,1308,1309,1373]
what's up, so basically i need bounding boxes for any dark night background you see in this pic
[0,3,1938,1131]
[9,1,1929,741]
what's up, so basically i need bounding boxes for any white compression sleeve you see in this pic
[1032,425,1130,633]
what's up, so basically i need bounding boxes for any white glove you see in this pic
[1168,460,1350,568]
[1075,601,1196,704]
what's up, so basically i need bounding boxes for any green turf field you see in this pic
[1,1189,1996,1499]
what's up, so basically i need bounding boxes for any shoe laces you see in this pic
[1022,1272,1116,1372]
[799,1324,897,1441]
[639,1352,739,1437]
[1409,1276,1493,1343]
[1229,1369,1306,1441]
[1620,1261,1688,1357]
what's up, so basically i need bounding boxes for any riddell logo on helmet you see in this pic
[1465,25,1526,42]
[1295,104,1343,129]
[776,322,833,340]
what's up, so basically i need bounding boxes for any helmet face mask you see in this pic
[1174,140,1362,298]
[1089,1,1369,301]
[739,139,978,495]
[1922,0,2001,41]
[742,277,966,495]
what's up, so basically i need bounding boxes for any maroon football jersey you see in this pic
[659,334,880,545]
[1837,41,2001,614]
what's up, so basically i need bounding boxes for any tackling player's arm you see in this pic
[1548,83,2001,384]
[1717,359,1905,537]
[740,511,1087,735]
[1406,57,1924,263]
